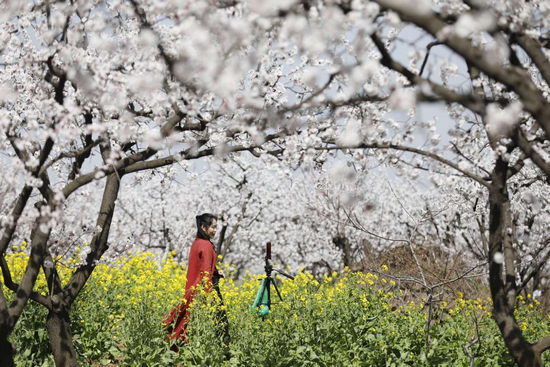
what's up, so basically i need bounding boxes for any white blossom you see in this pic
[455,11,497,38]
[388,89,417,110]
[485,102,523,141]
[493,252,504,264]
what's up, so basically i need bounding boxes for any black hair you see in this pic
[196,213,217,240]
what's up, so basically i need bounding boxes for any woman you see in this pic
[164,213,230,355]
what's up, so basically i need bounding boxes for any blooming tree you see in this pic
[2,0,550,365]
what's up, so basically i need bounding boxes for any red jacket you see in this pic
[185,238,217,294]
[164,238,217,345]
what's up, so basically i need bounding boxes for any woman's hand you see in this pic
[217,269,226,279]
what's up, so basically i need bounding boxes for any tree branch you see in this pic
[0,186,33,255]
[63,141,122,305]
[371,32,485,115]
[7,218,51,327]
[374,0,550,139]
[318,142,491,188]
[61,111,185,199]
[419,41,441,77]
[0,255,52,309]
[69,112,95,180]
[46,55,67,106]
[518,247,550,295]
[513,128,550,178]
[534,336,550,355]
[430,262,488,289]
[39,138,102,177]
[516,35,550,89]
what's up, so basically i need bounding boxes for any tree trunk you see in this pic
[43,144,121,365]
[332,234,353,268]
[488,158,544,366]
[492,310,542,366]
[0,332,16,367]
[46,307,78,367]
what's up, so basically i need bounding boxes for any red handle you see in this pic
[266,242,271,260]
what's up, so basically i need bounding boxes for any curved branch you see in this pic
[374,0,550,139]
[0,186,33,255]
[514,128,550,178]
[518,246,550,295]
[63,176,119,304]
[534,336,550,355]
[370,33,485,115]
[317,142,492,188]
[119,132,287,175]
[516,35,550,89]
[61,111,185,199]
[8,220,51,325]
[39,138,101,177]
[419,41,442,77]
[0,256,52,310]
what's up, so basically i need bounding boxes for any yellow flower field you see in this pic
[2,248,549,366]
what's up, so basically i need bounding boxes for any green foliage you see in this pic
[4,253,550,366]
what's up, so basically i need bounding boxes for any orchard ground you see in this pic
[3,247,550,366]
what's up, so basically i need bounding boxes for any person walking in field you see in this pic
[163,213,230,358]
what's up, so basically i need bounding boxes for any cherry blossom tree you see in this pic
[0,0,322,363]
[349,1,550,365]
[2,0,550,365]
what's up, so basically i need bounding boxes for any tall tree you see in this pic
[2,0,550,365]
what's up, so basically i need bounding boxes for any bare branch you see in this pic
[419,41,442,77]
[363,267,426,288]
[518,247,550,294]
[431,262,488,289]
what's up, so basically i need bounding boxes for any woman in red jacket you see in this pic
[164,213,229,356]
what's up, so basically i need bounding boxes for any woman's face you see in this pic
[202,219,217,239]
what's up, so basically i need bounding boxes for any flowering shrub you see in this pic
[2,248,550,366]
